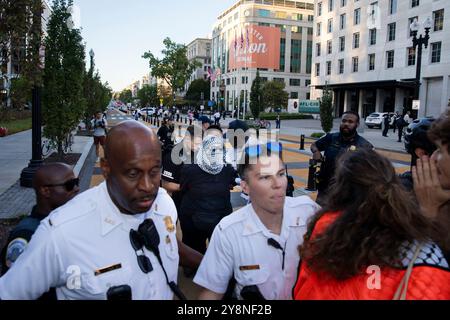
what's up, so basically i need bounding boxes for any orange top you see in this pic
[294,212,450,300]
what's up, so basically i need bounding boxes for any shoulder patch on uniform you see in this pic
[218,207,247,231]
[47,196,97,228]
[5,238,28,268]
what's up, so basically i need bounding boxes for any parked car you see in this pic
[139,107,155,116]
[365,112,387,129]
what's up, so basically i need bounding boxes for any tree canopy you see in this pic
[250,70,263,119]
[142,38,201,94]
[261,80,289,112]
[42,0,86,157]
[185,79,210,102]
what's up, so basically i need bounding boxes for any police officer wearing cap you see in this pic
[194,142,320,300]
[0,121,183,300]
[401,117,436,191]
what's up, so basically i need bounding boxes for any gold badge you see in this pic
[349,145,357,151]
[164,216,175,232]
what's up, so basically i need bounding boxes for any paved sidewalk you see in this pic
[0,130,93,219]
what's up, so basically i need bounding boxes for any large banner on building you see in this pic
[229,26,281,70]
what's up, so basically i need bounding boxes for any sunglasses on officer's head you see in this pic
[44,178,79,192]
[244,142,283,158]
[129,230,153,274]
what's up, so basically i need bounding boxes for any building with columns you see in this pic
[311,0,450,118]
[211,0,315,113]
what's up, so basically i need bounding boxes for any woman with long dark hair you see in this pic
[294,149,450,300]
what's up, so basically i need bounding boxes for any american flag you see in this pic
[246,28,250,48]
[240,31,244,49]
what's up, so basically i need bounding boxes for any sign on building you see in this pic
[299,100,320,114]
[412,100,420,110]
[229,26,281,70]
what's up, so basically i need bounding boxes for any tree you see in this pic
[185,79,210,102]
[42,0,86,158]
[250,70,263,119]
[137,84,158,107]
[158,84,173,106]
[0,0,44,109]
[119,89,132,104]
[84,54,112,128]
[319,86,334,133]
[142,38,201,95]
[261,80,289,113]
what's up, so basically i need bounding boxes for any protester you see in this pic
[91,111,108,162]
[294,149,450,300]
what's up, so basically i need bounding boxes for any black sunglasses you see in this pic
[44,178,79,192]
[129,230,153,274]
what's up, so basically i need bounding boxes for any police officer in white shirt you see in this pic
[0,121,186,300]
[193,142,320,300]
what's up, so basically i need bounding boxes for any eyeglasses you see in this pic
[244,142,283,158]
[129,230,153,274]
[44,178,79,192]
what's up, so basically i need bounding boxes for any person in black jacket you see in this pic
[0,163,79,299]
[179,126,237,255]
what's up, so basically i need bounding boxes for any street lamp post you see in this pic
[20,86,43,187]
[409,17,432,118]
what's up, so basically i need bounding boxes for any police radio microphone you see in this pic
[138,218,160,255]
[137,218,187,301]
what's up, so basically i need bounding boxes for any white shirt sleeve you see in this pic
[193,226,234,294]
[0,222,64,300]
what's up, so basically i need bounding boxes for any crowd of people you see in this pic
[0,106,448,300]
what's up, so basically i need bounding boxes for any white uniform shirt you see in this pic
[193,196,320,300]
[0,182,179,300]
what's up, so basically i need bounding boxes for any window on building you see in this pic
[433,9,444,32]
[290,79,301,86]
[291,39,302,73]
[226,78,231,85]
[317,22,322,36]
[306,79,311,87]
[368,53,375,71]
[338,59,344,74]
[339,36,345,52]
[326,61,332,75]
[340,14,346,29]
[279,38,286,71]
[354,8,361,25]
[318,2,322,16]
[308,15,314,22]
[353,32,360,49]
[316,43,321,56]
[308,28,313,35]
[306,40,313,74]
[327,40,332,54]
[261,77,268,83]
[292,26,302,33]
[431,42,441,63]
[386,50,394,68]
[408,17,418,37]
[274,78,285,84]
[341,0,347,7]
[352,57,359,72]
[407,47,416,66]
[411,0,419,8]
[258,9,271,17]
[293,13,303,20]
[369,28,377,45]
[387,23,396,41]
[291,92,299,99]
[328,0,334,11]
[306,93,311,99]
[389,0,397,14]
[328,18,333,33]
[315,63,320,76]
[275,11,287,19]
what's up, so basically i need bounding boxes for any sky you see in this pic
[74,0,237,92]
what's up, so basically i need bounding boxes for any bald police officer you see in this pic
[194,142,320,300]
[0,121,181,300]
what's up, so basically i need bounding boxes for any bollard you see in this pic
[300,134,305,150]
[157,120,160,127]
[185,117,187,124]
[306,159,318,191]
